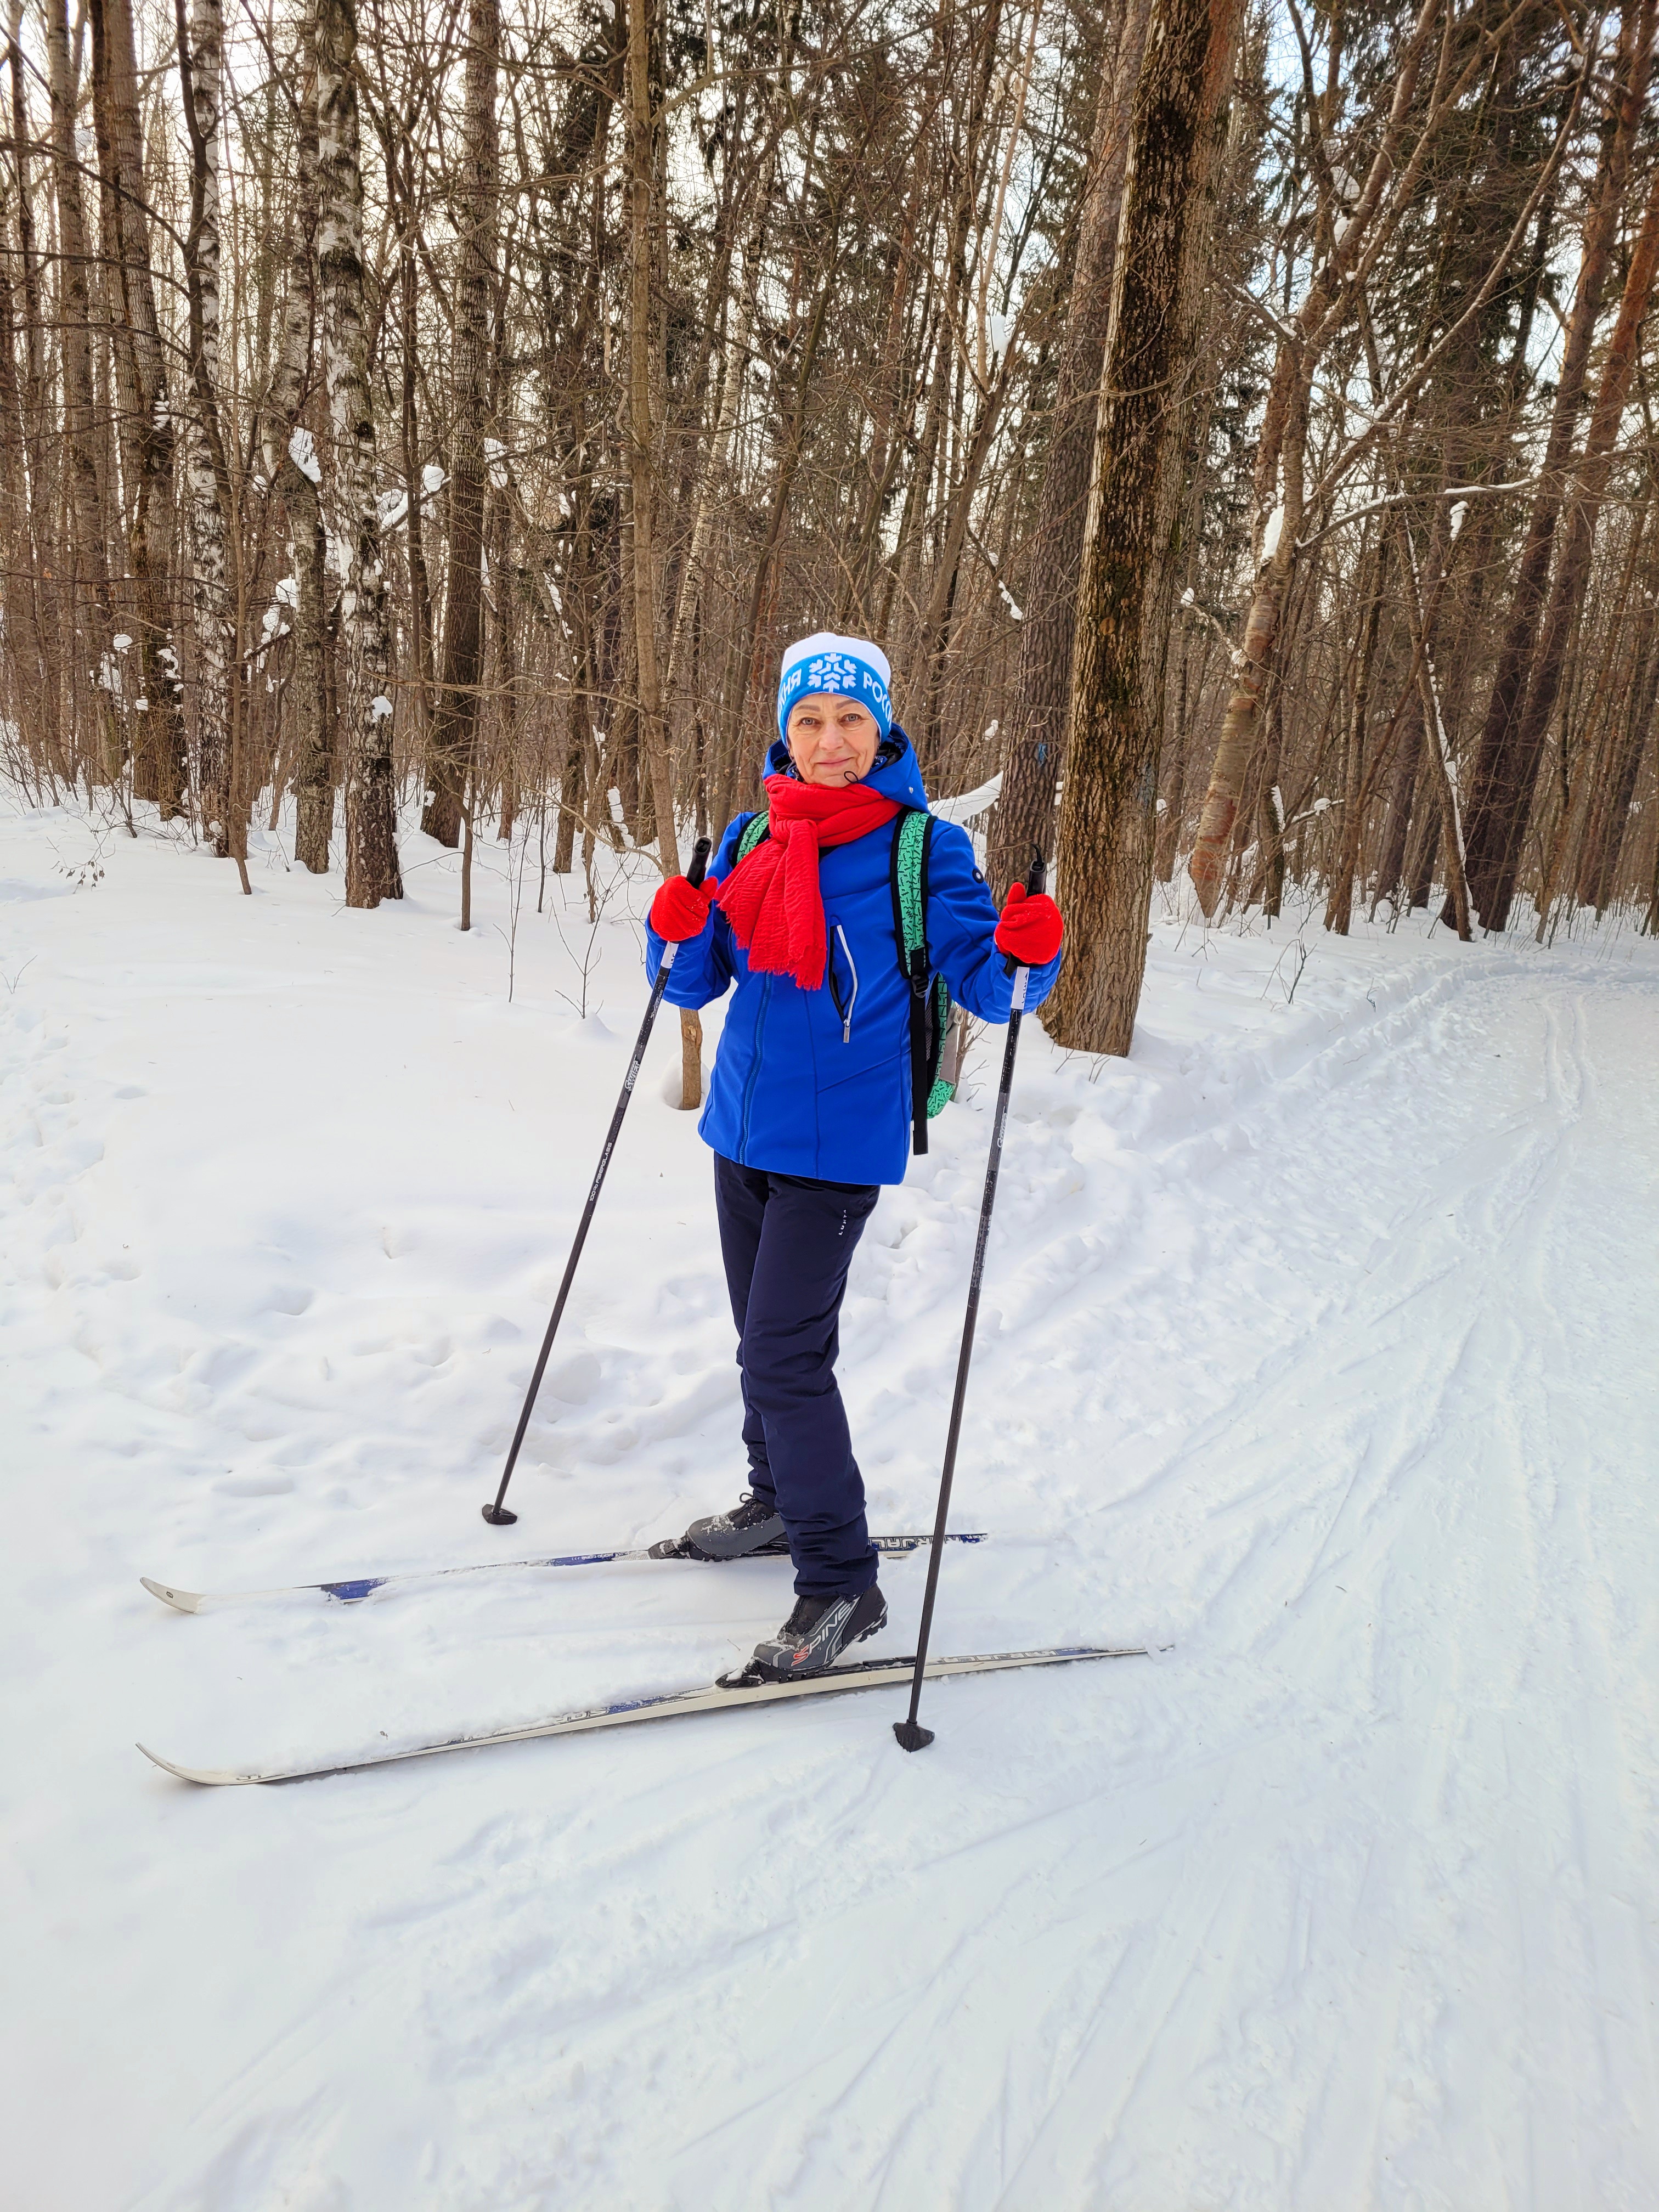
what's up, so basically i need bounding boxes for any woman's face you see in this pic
[785,694,881,786]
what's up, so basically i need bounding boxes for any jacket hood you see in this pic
[763,724,931,812]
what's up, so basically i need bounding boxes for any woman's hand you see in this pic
[993,882,1063,966]
[650,873,720,943]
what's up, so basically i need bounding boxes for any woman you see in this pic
[646,633,1064,1678]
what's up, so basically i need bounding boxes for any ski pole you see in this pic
[483,837,712,1526]
[893,853,1046,1751]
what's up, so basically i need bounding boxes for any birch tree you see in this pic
[317,0,402,905]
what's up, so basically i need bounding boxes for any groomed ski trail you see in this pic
[3,802,1657,2211]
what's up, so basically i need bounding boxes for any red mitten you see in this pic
[994,882,1064,965]
[650,873,719,943]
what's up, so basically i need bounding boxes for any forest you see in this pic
[1,0,1656,1064]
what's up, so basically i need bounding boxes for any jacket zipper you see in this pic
[738,973,772,1160]
[832,924,859,1042]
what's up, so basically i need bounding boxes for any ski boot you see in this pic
[650,1490,788,1562]
[740,1587,888,1680]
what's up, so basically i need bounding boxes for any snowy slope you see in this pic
[3,796,1656,2210]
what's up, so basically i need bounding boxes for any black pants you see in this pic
[713,1153,881,1598]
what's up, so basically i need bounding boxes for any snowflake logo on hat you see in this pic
[806,653,858,689]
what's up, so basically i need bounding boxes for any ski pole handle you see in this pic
[1002,850,1048,977]
[658,838,714,976]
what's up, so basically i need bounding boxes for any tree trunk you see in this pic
[0,185,61,785]
[624,0,702,1102]
[176,0,238,860]
[1045,0,1245,1055]
[421,0,498,852]
[1577,540,1659,911]
[45,0,120,781]
[8,4,66,780]
[1475,148,1659,929]
[986,0,1152,898]
[1186,0,1444,913]
[1323,539,1386,933]
[264,11,330,873]
[1452,0,1654,932]
[88,0,187,816]
[393,140,433,747]
[317,0,402,905]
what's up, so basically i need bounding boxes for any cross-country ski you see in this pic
[137,1645,1144,1785]
[138,1530,988,1613]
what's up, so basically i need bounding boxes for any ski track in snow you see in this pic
[2,800,1657,2210]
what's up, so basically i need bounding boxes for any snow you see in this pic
[932,769,1003,825]
[4,794,1658,2208]
[287,427,321,486]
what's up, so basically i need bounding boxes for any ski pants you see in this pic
[712,1152,881,1599]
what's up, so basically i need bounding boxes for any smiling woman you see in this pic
[783,694,881,786]
[775,631,893,786]
[644,629,1065,1685]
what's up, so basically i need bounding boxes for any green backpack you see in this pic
[732,805,959,1156]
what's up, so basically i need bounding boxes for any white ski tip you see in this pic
[140,1577,205,1613]
[136,1742,247,1786]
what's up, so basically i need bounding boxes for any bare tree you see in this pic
[317,0,402,905]
[1045,0,1245,1053]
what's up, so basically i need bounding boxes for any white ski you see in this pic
[137,1643,1145,1785]
[139,1531,985,1614]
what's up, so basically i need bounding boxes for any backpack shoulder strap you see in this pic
[889,810,943,1156]
[735,811,770,864]
[889,808,932,974]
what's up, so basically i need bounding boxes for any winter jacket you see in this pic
[645,730,1061,1184]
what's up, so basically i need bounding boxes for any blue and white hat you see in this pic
[776,632,893,741]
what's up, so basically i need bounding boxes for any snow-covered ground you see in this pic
[3,795,1656,2211]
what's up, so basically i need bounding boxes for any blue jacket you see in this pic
[646,731,1060,1185]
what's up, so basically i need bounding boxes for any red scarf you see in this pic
[716,775,900,989]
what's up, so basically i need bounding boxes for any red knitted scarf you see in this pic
[715,774,900,990]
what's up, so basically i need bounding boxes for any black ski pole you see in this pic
[893,853,1046,1750]
[482,837,712,1526]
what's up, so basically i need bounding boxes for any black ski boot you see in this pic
[650,1491,788,1562]
[744,1586,888,1679]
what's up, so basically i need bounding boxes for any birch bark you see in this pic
[263,7,331,873]
[317,0,402,905]
[176,0,238,858]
